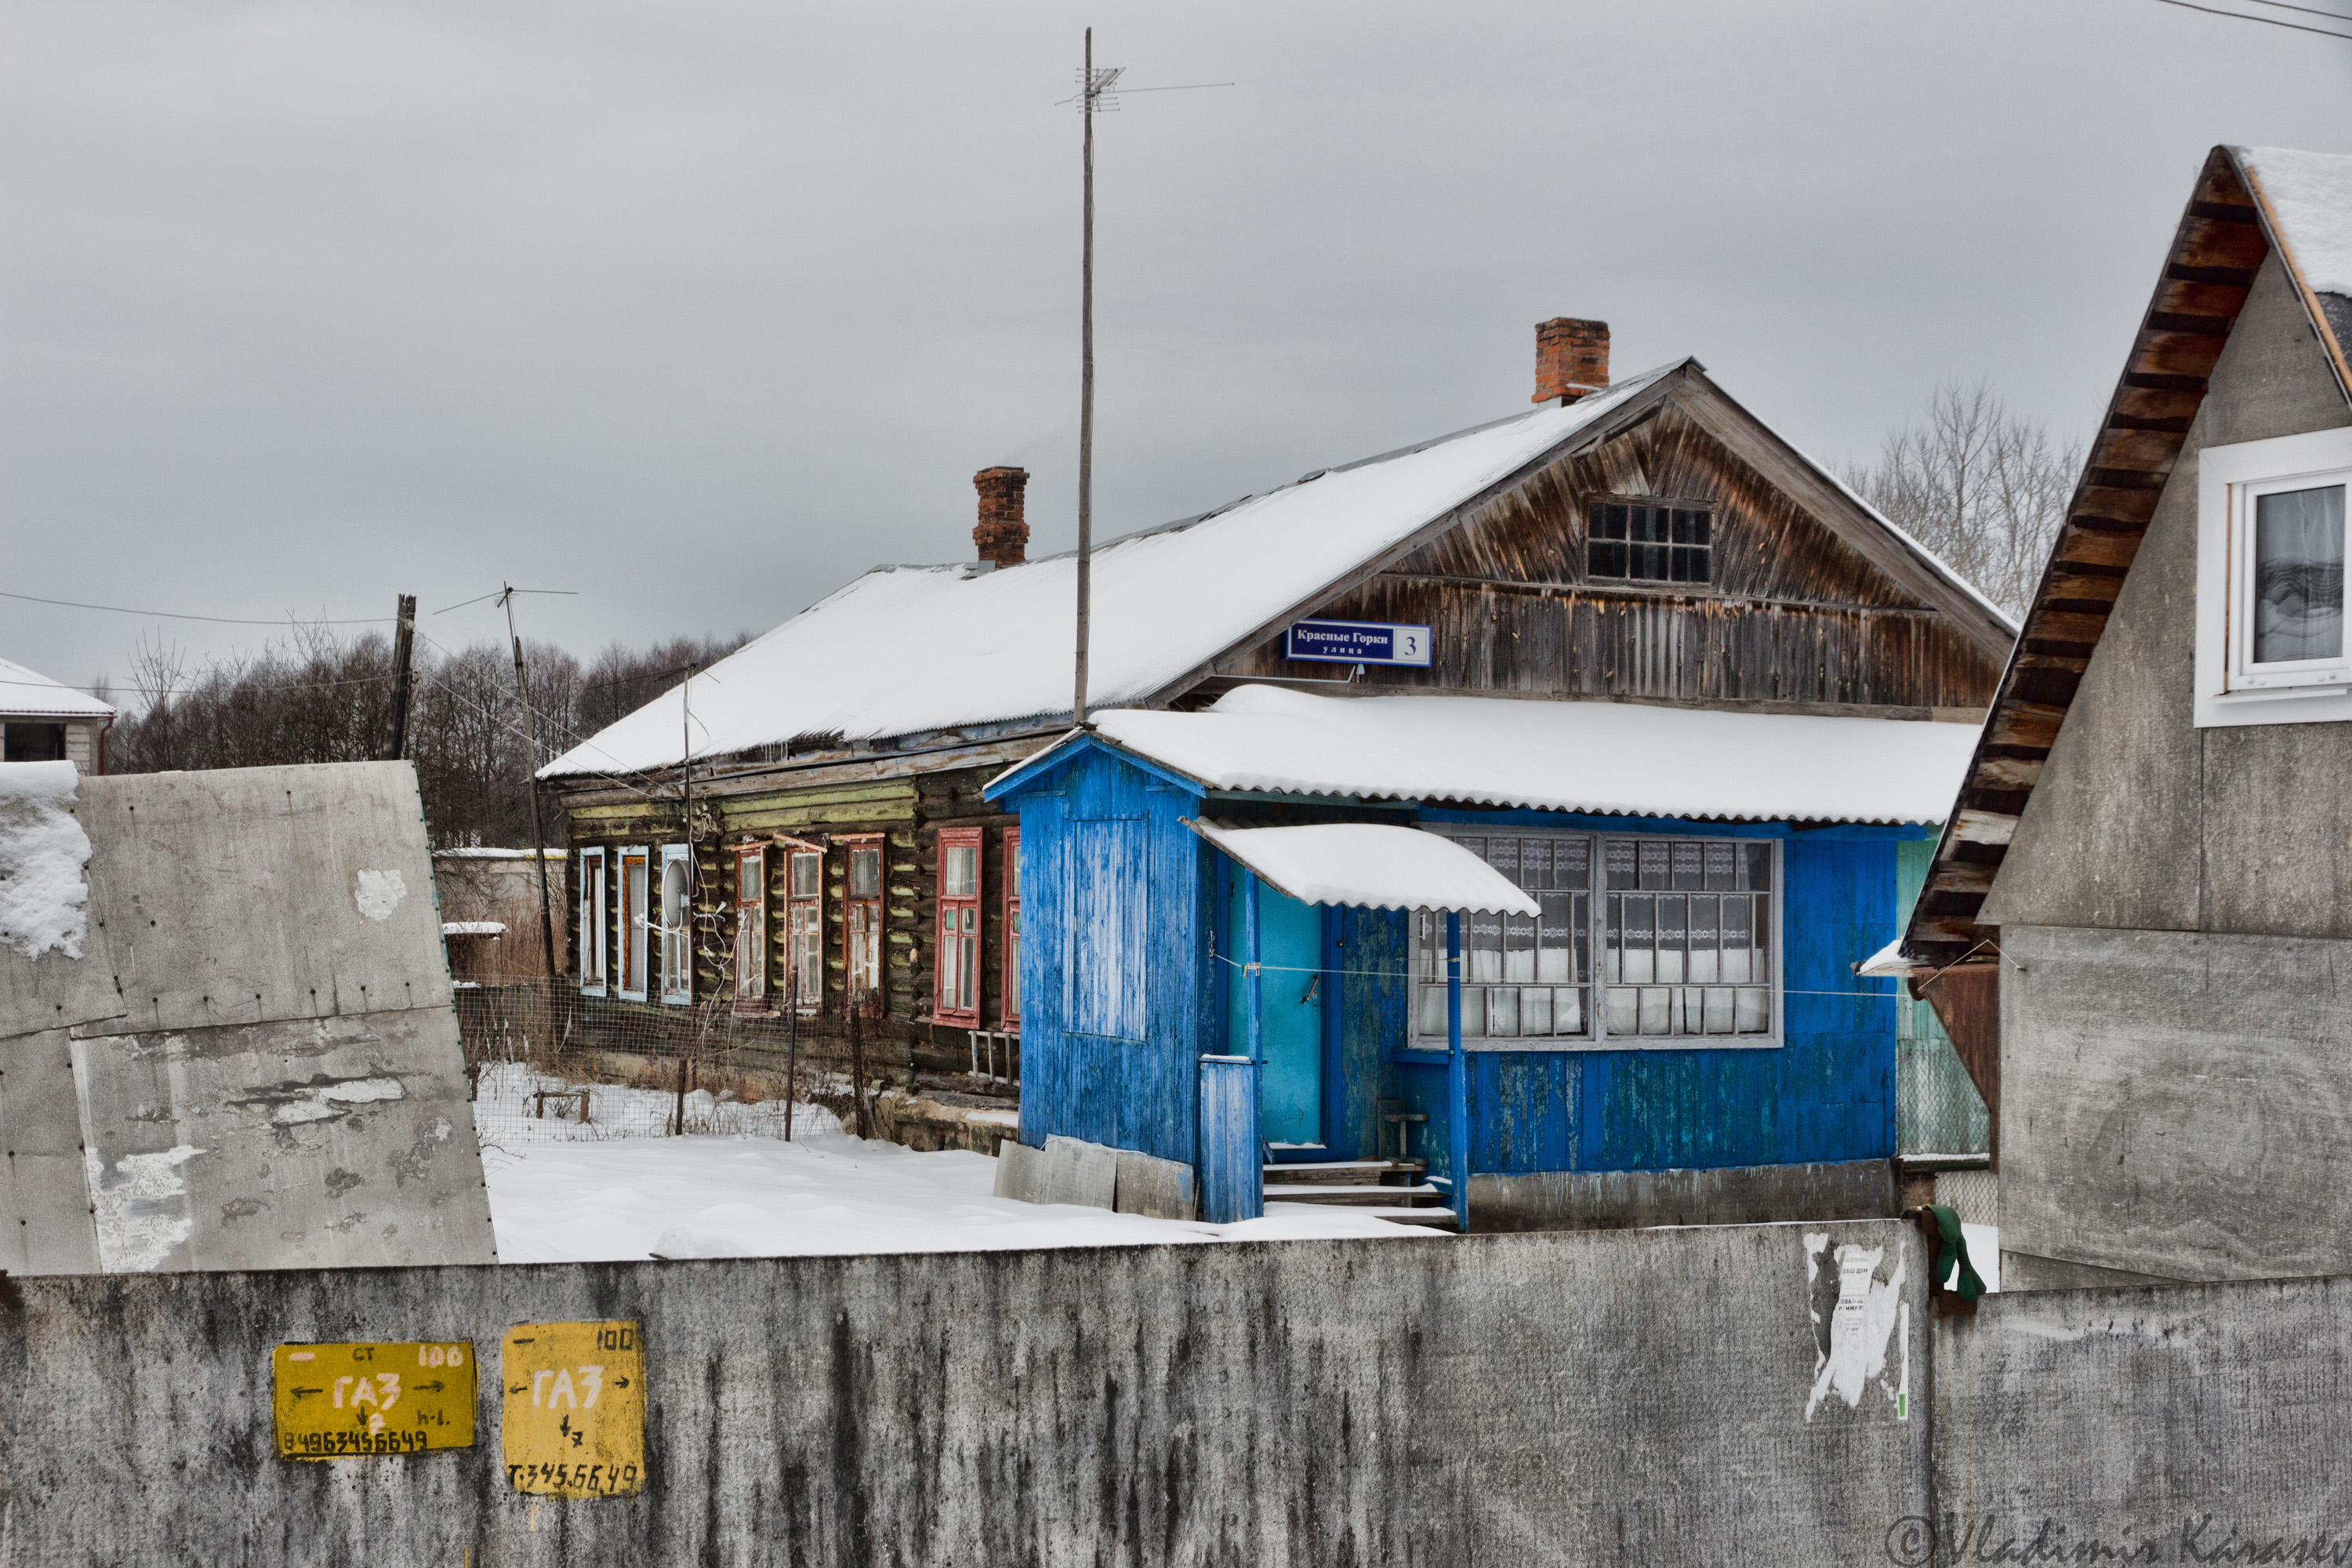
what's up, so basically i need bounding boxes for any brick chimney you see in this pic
[1533,318,1610,404]
[973,466,1029,568]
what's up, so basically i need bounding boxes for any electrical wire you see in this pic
[2147,0,2352,38]
[0,587,392,626]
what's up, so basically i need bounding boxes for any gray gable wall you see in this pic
[1979,251,2352,937]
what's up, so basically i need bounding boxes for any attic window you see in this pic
[1588,499,1711,584]
[2195,428,2352,729]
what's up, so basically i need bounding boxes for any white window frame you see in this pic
[1408,825,1783,1054]
[2197,426,2352,728]
[578,848,608,996]
[618,845,650,1004]
[659,843,694,1007]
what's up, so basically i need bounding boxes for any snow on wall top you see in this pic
[2241,145,2352,298]
[539,368,1683,778]
[0,760,93,959]
[1016,684,1980,825]
[1187,819,1540,916]
[0,655,116,720]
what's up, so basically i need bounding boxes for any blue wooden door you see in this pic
[1227,880,1324,1145]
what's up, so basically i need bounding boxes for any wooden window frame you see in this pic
[785,847,823,1015]
[577,848,608,996]
[1585,495,1715,586]
[618,845,650,1003]
[658,844,693,1007]
[1001,826,1022,1031]
[934,826,983,1027]
[732,844,767,1009]
[840,835,885,1014]
[1409,826,1781,1054]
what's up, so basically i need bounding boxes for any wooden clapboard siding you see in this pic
[1217,400,2004,711]
[1014,746,1205,1166]
[1381,825,1905,1185]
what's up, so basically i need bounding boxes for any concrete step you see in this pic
[1259,1159,1426,1185]
[1264,1182,1449,1206]
[1358,1206,1461,1229]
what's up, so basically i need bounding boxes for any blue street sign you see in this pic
[1284,619,1433,667]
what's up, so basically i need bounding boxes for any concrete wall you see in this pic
[0,1221,1933,1566]
[1998,924,2352,1289]
[1935,1273,2352,1563]
[0,762,495,1275]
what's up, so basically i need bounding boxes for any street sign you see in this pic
[272,1341,476,1459]
[1283,619,1432,667]
[502,1320,645,1497]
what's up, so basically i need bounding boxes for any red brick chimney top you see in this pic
[1534,318,1610,404]
[973,466,1029,568]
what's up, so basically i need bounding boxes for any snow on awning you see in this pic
[441,921,507,937]
[1010,685,1981,825]
[1185,820,1538,916]
[1855,937,1924,978]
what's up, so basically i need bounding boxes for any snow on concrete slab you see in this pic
[478,1069,1435,1261]
[0,760,92,960]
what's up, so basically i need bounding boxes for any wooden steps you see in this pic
[1261,1158,1455,1230]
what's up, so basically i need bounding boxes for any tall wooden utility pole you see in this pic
[379,593,417,761]
[1074,28,1112,730]
[501,583,561,984]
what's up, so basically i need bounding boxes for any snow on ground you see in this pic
[475,1065,1436,1263]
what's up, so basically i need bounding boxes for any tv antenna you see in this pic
[1062,30,1231,728]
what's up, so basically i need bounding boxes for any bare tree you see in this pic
[1845,378,2082,620]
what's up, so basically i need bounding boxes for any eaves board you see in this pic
[1899,145,2352,966]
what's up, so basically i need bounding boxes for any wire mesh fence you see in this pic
[1896,1036,1992,1160]
[450,978,1018,1145]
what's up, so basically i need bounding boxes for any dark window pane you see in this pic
[1486,837,1521,883]
[1669,548,1695,583]
[1637,840,1670,891]
[1599,503,1629,539]
[1589,540,1627,578]
[1555,837,1591,889]
[1632,506,1661,543]
[1622,895,1654,948]
[1633,543,1668,579]
[1671,510,1694,544]
[1702,841,1737,891]
[1722,895,1752,946]
[1688,895,1722,949]
[1671,841,1704,891]
[1690,512,1711,546]
[1519,840,1550,890]
[1605,840,1637,891]
[1744,842,1773,891]
[1657,894,1688,948]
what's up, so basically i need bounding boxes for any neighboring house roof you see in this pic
[1183,820,1540,916]
[542,358,2008,781]
[0,655,114,720]
[987,684,1980,826]
[1902,144,2352,967]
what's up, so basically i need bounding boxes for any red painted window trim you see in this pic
[1000,828,1022,1030]
[935,826,984,1027]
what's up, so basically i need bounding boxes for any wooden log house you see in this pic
[543,317,2013,1183]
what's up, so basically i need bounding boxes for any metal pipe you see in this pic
[1447,911,1468,1232]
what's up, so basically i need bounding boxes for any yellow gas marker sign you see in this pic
[502,1320,645,1497]
[272,1341,476,1459]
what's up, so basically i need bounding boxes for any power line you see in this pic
[2147,0,2352,37]
[0,588,394,626]
[2241,0,2352,21]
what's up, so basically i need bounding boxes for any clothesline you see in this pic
[1207,949,1928,1000]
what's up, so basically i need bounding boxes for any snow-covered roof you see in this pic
[999,685,1979,826]
[541,368,1690,777]
[1186,820,1538,916]
[0,656,114,720]
[2241,145,2352,298]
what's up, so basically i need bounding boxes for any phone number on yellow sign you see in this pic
[506,1462,640,1495]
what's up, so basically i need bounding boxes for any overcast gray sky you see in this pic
[2,0,2347,703]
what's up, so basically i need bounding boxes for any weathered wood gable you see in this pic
[1210,375,2011,714]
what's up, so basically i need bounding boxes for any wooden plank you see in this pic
[1951,810,2018,847]
[1985,700,2065,749]
[2171,213,2270,273]
[2020,611,2113,649]
[1928,861,1999,896]
[2041,569,2125,606]
[1969,756,2042,791]
[2087,427,2184,473]
[2072,487,2165,524]
[2053,528,2145,570]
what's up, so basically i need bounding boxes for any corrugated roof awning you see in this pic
[1185,819,1538,915]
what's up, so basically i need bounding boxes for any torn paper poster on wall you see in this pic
[1805,1231,1911,1420]
[0,760,93,960]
